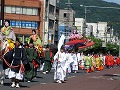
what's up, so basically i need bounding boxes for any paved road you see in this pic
[20,67,120,90]
[0,67,120,90]
[0,67,85,90]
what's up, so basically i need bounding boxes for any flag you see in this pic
[58,34,65,51]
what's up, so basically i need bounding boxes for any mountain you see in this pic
[59,0,120,35]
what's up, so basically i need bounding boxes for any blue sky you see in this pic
[103,0,120,5]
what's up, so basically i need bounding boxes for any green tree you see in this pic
[82,36,119,56]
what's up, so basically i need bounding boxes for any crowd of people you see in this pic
[0,20,120,88]
[52,47,120,83]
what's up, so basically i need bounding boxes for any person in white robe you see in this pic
[71,51,78,73]
[53,47,66,83]
[79,52,85,70]
[64,50,72,75]
[67,52,74,74]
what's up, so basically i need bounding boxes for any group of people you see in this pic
[53,47,120,83]
[0,20,120,88]
[0,20,52,88]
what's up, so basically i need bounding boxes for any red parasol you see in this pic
[79,41,95,49]
[65,39,86,45]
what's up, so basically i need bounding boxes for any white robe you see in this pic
[64,53,71,70]
[79,55,85,67]
[53,51,66,81]
[64,53,73,74]
[71,53,78,71]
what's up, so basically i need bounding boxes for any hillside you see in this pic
[59,0,120,35]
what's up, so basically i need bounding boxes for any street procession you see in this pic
[0,19,119,88]
[0,0,120,89]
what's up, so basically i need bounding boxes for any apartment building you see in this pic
[0,0,43,43]
[75,18,86,34]
[87,22,114,42]
[43,0,59,45]
[58,9,75,41]
[0,0,59,45]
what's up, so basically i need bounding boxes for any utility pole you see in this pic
[65,0,73,39]
[1,0,4,27]
[65,0,73,9]
[47,0,50,45]
[119,38,120,56]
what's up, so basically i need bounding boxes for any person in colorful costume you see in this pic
[29,29,43,68]
[2,38,15,55]
[0,20,16,85]
[110,54,115,68]
[99,54,104,70]
[24,38,38,82]
[3,37,28,88]
[29,29,42,50]
[94,54,101,71]
[1,20,16,41]
[116,56,120,67]
[42,45,54,74]
[84,54,93,73]
[105,53,114,68]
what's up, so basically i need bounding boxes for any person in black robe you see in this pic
[4,37,28,88]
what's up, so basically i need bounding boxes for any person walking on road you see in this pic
[24,38,38,82]
[43,45,54,74]
[4,37,28,88]
[53,46,66,83]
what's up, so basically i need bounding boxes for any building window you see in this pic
[16,21,21,28]
[11,7,15,13]
[5,6,11,13]
[10,20,38,29]
[63,13,69,18]
[32,8,38,15]
[10,20,16,27]
[32,22,35,28]
[21,21,26,28]
[26,21,32,28]
[5,6,38,16]
[49,5,54,15]
[16,7,21,14]
[22,8,27,14]
[26,8,33,15]
[64,13,67,17]
[49,19,54,29]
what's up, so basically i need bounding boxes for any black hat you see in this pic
[23,43,29,47]
[16,37,20,43]
[32,29,36,34]
[60,45,64,50]
[29,38,34,44]
[4,20,10,25]
[46,44,49,48]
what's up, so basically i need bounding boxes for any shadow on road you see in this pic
[103,74,118,77]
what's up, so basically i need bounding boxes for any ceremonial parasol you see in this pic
[65,39,86,45]
[79,41,95,49]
